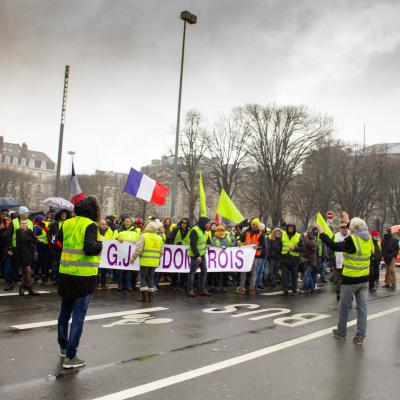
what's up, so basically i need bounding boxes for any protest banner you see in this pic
[99,240,256,272]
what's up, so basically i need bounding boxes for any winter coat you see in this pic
[15,228,36,268]
[381,231,399,265]
[301,234,317,269]
[189,217,210,258]
[167,219,190,244]
[268,229,282,261]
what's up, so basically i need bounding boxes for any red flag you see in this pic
[215,213,220,224]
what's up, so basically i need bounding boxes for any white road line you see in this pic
[261,291,283,296]
[90,306,400,400]
[10,307,168,330]
[0,291,51,297]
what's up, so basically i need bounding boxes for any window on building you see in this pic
[21,158,26,166]
[29,159,35,167]
[38,172,42,181]
[36,184,41,194]
[41,161,46,169]
[13,157,18,164]
[104,199,109,206]
[5,156,10,163]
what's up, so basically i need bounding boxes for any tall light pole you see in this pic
[170,10,197,219]
[55,65,70,196]
[67,151,75,173]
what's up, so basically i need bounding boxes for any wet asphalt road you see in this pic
[0,279,399,400]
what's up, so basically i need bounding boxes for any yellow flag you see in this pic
[216,189,244,224]
[199,173,207,217]
[316,212,333,238]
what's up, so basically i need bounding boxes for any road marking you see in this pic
[90,305,400,400]
[10,307,168,330]
[231,308,291,318]
[0,291,51,297]
[261,291,283,296]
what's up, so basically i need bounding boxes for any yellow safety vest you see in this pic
[140,232,163,267]
[281,231,301,257]
[12,218,34,247]
[342,234,373,278]
[59,216,100,277]
[37,221,49,244]
[114,229,139,242]
[188,226,207,257]
[98,228,114,241]
[174,229,190,245]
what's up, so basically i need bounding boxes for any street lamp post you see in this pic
[170,11,197,219]
[67,151,75,173]
[55,65,70,196]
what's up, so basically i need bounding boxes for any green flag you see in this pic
[316,211,333,238]
[199,173,207,217]
[216,189,244,224]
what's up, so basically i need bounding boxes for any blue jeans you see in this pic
[118,270,133,289]
[337,282,368,337]
[188,256,207,291]
[58,294,92,359]
[256,259,266,287]
[303,265,317,290]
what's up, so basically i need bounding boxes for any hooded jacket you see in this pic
[381,230,399,265]
[168,218,190,245]
[130,221,163,263]
[189,217,210,258]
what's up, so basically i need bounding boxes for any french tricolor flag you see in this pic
[124,167,169,206]
[71,162,85,205]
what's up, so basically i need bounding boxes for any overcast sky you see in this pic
[1,0,400,174]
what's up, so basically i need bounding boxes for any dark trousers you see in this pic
[35,243,50,278]
[188,256,207,291]
[118,270,133,289]
[281,262,299,292]
[268,259,280,287]
[139,267,156,291]
[369,261,380,290]
[57,294,92,359]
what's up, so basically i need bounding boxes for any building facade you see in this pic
[0,135,56,210]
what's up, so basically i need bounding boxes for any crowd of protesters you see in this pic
[1,201,400,366]
[1,205,399,299]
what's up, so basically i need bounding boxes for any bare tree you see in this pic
[333,145,382,219]
[205,109,249,198]
[178,111,208,223]
[245,104,333,225]
[0,167,36,206]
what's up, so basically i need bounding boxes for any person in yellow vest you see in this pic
[280,223,301,296]
[114,216,140,291]
[57,196,102,369]
[187,217,211,297]
[130,220,163,302]
[33,214,51,283]
[7,206,34,288]
[48,209,72,282]
[317,214,374,345]
[97,219,114,289]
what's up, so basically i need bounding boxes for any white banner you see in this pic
[99,240,256,273]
